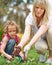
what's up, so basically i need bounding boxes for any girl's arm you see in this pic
[0,35,13,60]
[18,24,31,48]
[24,24,49,51]
[1,35,8,50]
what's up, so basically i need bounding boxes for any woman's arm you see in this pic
[18,24,31,48]
[27,24,49,47]
[24,24,49,52]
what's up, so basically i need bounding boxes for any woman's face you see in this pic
[8,25,16,39]
[34,4,45,18]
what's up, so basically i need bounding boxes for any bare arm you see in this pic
[1,35,13,60]
[1,35,8,50]
[19,24,31,47]
[28,24,49,47]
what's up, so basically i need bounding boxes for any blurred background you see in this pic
[0,0,34,41]
[0,0,52,41]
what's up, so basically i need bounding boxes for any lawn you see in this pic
[0,46,50,65]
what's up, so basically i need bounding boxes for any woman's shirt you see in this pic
[25,12,38,34]
[25,12,52,39]
[48,11,52,27]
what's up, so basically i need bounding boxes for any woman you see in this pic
[15,0,52,64]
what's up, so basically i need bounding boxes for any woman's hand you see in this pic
[24,44,31,52]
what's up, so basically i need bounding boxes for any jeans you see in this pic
[5,39,15,55]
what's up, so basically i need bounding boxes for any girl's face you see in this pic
[34,4,45,18]
[8,25,16,39]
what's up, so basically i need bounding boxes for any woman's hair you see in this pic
[3,20,19,33]
[32,0,50,23]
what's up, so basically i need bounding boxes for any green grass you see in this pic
[0,28,4,41]
[0,46,51,65]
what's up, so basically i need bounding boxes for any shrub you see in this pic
[0,28,4,41]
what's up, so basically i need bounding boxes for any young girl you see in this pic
[15,0,52,64]
[0,20,24,60]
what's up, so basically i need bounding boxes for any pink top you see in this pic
[0,33,20,49]
[6,33,20,44]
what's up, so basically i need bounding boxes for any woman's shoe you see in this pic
[46,58,52,64]
[39,54,46,62]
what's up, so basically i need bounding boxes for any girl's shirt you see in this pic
[7,34,20,44]
[25,12,52,40]
[0,33,20,49]
[2,33,20,44]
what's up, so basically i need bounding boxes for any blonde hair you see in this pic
[3,20,19,33]
[32,0,50,24]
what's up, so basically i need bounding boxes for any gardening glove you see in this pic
[24,44,31,52]
[23,45,31,60]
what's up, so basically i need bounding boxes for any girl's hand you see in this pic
[6,55,13,60]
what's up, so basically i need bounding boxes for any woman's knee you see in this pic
[46,27,52,50]
[47,27,52,36]
[35,40,48,54]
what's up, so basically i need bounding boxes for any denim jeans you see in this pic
[5,39,15,55]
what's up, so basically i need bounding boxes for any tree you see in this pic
[0,0,33,32]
